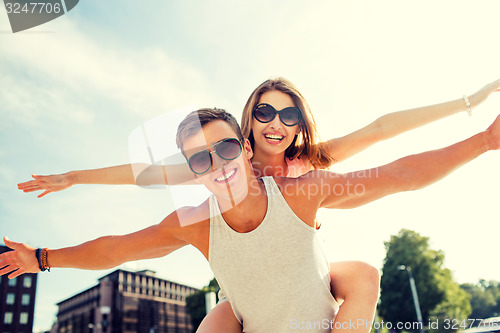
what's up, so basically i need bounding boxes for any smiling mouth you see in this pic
[264,134,284,142]
[214,167,237,183]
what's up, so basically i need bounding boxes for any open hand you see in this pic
[0,237,39,279]
[485,114,500,151]
[470,78,500,107]
[17,173,72,198]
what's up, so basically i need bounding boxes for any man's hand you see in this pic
[485,114,500,151]
[0,237,40,278]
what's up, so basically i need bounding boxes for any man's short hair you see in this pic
[176,108,245,152]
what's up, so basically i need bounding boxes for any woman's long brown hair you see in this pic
[240,77,335,169]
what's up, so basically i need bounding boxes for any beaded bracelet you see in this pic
[35,248,51,272]
[463,95,472,117]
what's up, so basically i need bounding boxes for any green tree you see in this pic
[428,268,471,333]
[461,280,500,320]
[186,278,220,332]
[186,291,206,331]
[379,229,470,333]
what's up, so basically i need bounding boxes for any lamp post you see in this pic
[205,289,217,315]
[397,265,424,333]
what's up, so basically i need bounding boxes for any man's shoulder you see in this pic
[272,171,342,206]
[275,169,337,186]
[175,199,211,228]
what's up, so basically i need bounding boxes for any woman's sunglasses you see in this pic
[252,103,302,127]
[187,138,243,175]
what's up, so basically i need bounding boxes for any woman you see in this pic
[18,77,500,333]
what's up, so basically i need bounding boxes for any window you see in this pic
[21,294,30,306]
[4,312,13,324]
[23,276,32,288]
[6,293,15,305]
[19,312,28,324]
[8,278,16,287]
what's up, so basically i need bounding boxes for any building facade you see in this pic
[0,245,38,333]
[55,269,198,333]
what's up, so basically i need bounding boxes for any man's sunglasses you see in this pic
[252,103,302,127]
[187,138,243,175]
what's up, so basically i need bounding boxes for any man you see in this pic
[1,108,499,333]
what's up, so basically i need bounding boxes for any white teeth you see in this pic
[216,169,236,182]
[265,134,284,140]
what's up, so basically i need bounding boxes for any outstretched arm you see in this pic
[317,114,500,209]
[17,162,195,198]
[325,79,500,163]
[17,164,138,198]
[0,211,188,279]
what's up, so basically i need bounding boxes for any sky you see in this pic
[1,1,500,331]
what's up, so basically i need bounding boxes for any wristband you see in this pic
[463,95,472,117]
[35,248,43,271]
[35,248,50,272]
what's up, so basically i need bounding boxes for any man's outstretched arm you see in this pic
[0,211,188,279]
[317,114,500,209]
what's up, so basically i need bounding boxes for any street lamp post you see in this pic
[397,265,425,333]
[205,289,217,315]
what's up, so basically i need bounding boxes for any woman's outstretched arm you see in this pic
[18,162,195,198]
[325,79,500,163]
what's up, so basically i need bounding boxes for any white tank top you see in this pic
[209,176,338,333]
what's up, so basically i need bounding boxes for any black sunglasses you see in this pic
[187,138,243,175]
[252,103,302,127]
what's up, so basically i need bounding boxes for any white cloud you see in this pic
[0,19,220,129]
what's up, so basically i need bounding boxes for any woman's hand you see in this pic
[17,173,73,198]
[0,237,39,279]
[469,78,500,108]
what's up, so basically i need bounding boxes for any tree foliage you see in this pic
[186,278,220,332]
[428,268,471,333]
[461,280,500,320]
[379,229,471,332]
